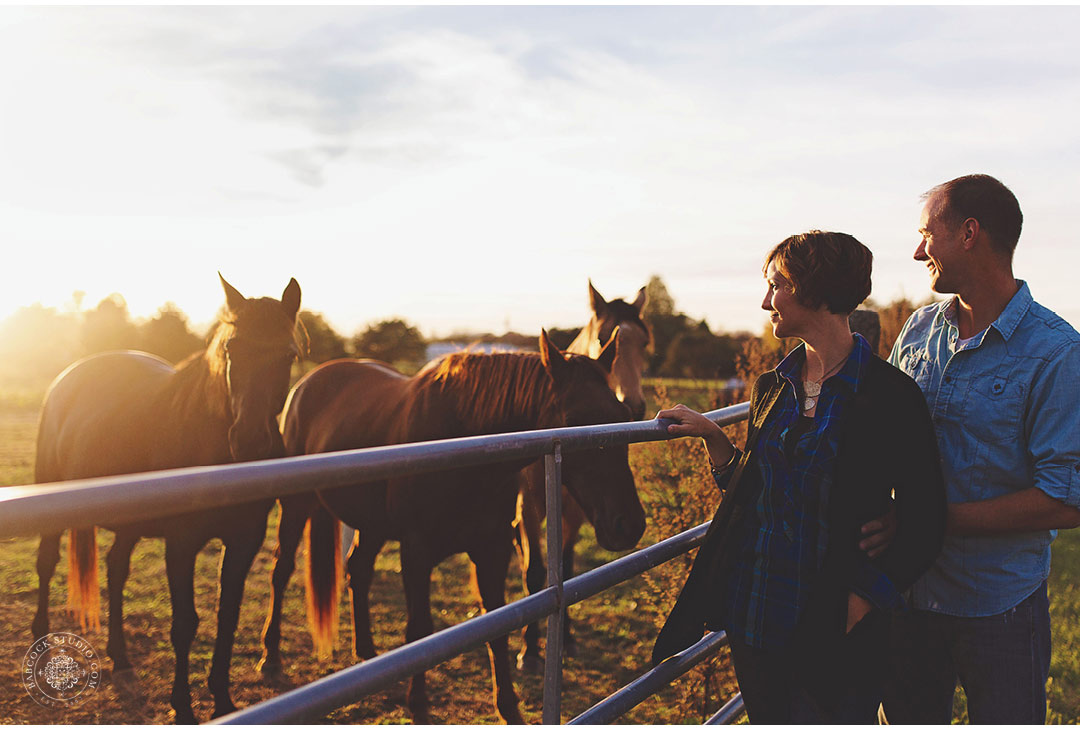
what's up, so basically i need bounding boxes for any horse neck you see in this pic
[422,354,563,435]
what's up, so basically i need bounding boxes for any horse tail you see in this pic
[66,527,100,633]
[304,505,342,659]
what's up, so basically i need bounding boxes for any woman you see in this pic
[652,230,946,723]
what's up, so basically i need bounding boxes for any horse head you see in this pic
[539,330,646,551]
[580,281,650,421]
[213,274,303,462]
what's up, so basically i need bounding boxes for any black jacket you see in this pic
[652,355,946,700]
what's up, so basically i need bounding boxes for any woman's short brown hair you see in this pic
[764,230,873,314]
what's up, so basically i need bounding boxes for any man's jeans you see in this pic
[881,581,1051,724]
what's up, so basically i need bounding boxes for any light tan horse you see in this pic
[515,281,650,671]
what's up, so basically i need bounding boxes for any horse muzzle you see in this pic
[228,419,285,462]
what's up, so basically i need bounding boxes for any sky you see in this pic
[2,6,1079,338]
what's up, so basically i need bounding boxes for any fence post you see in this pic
[542,440,564,725]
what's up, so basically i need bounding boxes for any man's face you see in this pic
[915,195,964,294]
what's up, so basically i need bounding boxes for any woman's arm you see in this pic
[873,380,948,590]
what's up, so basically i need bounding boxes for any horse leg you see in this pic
[400,539,435,724]
[164,539,200,725]
[515,480,546,673]
[208,523,264,719]
[560,495,587,659]
[347,529,384,660]
[106,530,142,697]
[31,532,61,639]
[470,534,525,725]
[257,495,310,682]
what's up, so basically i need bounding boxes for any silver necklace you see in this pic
[800,353,848,412]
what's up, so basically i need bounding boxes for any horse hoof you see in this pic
[211,702,239,720]
[111,668,143,699]
[170,708,198,725]
[255,658,287,686]
[500,710,526,725]
[31,617,49,640]
[516,651,543,674]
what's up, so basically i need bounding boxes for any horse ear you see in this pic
[631,285,647,313]
[596,326,619,373]
[281,278,301,321]
[588,279,608,317]
[539,329,570,378]
[219,273,246,314]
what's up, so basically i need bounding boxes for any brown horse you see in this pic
[263,331,645,723]
[33,275,302,723]
[515,281,650,671]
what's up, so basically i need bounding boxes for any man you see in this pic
[883,174,1080,723]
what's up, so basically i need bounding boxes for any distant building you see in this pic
[424,341,524,364]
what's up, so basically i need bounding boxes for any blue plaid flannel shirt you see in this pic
[712,333,901,650]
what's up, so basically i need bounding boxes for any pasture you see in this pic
[1,382,1079,723]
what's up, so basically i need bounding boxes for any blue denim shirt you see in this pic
[889,281,1080,616]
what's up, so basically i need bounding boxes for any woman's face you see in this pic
[761,259,817,340]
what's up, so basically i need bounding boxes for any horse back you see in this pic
[36,351,175,483]
[283,359,410,456]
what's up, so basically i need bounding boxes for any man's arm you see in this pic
[948,487,1080,536]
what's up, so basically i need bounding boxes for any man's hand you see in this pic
[846,592,873,633]
[858,503,897,558]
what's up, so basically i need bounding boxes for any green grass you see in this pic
[2,386,1080,724]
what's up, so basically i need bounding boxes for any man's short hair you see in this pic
[764,230,873,315]
[923,174,1023,257]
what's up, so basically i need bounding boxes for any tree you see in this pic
[0,304,80,384]
[638,275,693,374]
[299,310,348,364]
[642,275,676,318]
[139,303,204,364]
[81,294,139,356]
[545,327,578,352]
[352,318,427,370]
[659,321,741,379]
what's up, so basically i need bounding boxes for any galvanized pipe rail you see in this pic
[1,402,750,724]
[0,404,746,538]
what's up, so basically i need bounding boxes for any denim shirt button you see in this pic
[992,383,1004,394]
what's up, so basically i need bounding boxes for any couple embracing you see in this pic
[652,174,1080,724]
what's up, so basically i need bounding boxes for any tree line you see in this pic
[0,280,927,388]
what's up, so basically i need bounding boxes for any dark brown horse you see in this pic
[260,331,645,723]
[515,281,650,671]
[33,275,302,723]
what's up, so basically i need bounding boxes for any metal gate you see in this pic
[0,403,750,724]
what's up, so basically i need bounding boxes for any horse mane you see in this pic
[166,322,231,421]
[415,350,564,434]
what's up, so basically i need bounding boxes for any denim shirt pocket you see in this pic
[964,368,1026,445]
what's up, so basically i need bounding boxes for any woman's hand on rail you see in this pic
[656,404,735,467]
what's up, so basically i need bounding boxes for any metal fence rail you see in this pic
[1,401,751,724]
